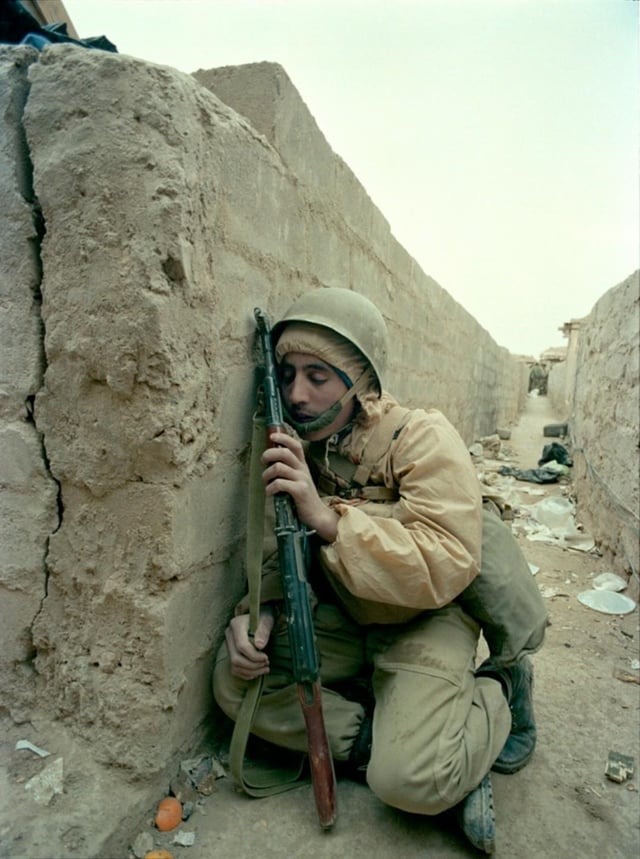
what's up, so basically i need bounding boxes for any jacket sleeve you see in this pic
[320,409,482,611]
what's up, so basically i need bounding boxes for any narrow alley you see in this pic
[136,393,640,859]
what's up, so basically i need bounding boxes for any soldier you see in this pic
[214,288,543,854]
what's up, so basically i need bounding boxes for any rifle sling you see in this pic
[229,412,306,796]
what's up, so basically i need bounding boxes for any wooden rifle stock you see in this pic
[254,307,337,830]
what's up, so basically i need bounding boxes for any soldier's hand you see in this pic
[225,606,276,680]
[262,432,339,542]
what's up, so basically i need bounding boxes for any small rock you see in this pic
[179,755,225,797]
[24,757,63,806]
[131,831,154,859]
[173,831,196,847]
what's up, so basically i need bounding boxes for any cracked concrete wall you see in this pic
[568,271,640,587]
[0,47,59,720]
[1,45,525,781]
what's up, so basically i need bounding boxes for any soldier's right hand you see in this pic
[225,606,276,680]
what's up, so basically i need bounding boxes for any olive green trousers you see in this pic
[214,601,511,814]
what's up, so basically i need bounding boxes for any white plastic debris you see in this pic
[528,564,540,576]
[524,496,595,552]
[531,496,574,531]
[15,740,50,758]
[173,831,196,847]
[592,573,627,592]
[24,756,63,805]
[577,590,636,615]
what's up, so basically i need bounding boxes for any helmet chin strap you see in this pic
[283,370,370,437]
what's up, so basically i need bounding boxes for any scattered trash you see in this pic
[604,751,635,783]
[498,466,560,484]
[479,434,502,457]
[539,585,570,599]
[538,442,573,467]
[531,497,574,531]
[591,572,627,592]
[543,423,568,437]
[522,497,596,552]
[143,851,175,859]
[173,831,196,847]
[612,662,640,685]
[528,563,540,576]
[469,442,484,458]
[577,590,636,615]
[15,740,50,758]
[24,756,63,806]
[155,797,183,832]
[537,461,571,476]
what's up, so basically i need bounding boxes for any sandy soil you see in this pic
[2,394,638,858]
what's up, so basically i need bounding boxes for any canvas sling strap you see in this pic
[228,413,306,796]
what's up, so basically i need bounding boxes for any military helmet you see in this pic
[272,287,388,391]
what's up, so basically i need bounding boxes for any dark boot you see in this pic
[343,712,373,783]
[458,774,496,854]
[477,656,536,774]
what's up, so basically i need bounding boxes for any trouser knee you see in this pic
[367,745,466,816]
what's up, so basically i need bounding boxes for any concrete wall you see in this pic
[568,272,640,588]
[547,319,582,418]
[0,47,59,722]
[1,43,526,795]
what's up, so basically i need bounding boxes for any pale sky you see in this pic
[61,0,639,357]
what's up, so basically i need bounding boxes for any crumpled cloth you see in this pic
[498,466,559,484]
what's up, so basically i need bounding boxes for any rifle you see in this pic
[254,307,337,830]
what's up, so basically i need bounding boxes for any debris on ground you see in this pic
[171,754,226,801]
[155,797,183,832]
[131,831,155,858]
[543,422,569,437]
[15,740,50,758]
[499,465,562,483]
[173,830,196,847]
[577,590,636,615]
[612,662,640,685]
[604,751,635,784]
[538,442,573,467]
[23,756,63,806]
[591,572,627,592]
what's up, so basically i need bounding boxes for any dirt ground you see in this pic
[2,394,639,858]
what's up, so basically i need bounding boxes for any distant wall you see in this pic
[1,45,526,785]
[547,319,582,418]
[568,272,640,586]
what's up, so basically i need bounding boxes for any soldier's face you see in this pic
[279,352,356,440]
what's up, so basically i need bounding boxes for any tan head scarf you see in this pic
[275,322,380,425]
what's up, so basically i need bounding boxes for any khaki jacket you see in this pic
[241,392,483,627]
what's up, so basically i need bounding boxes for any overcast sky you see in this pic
[62,0,639,357]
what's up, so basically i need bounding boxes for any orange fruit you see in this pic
[154,796,182,832]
